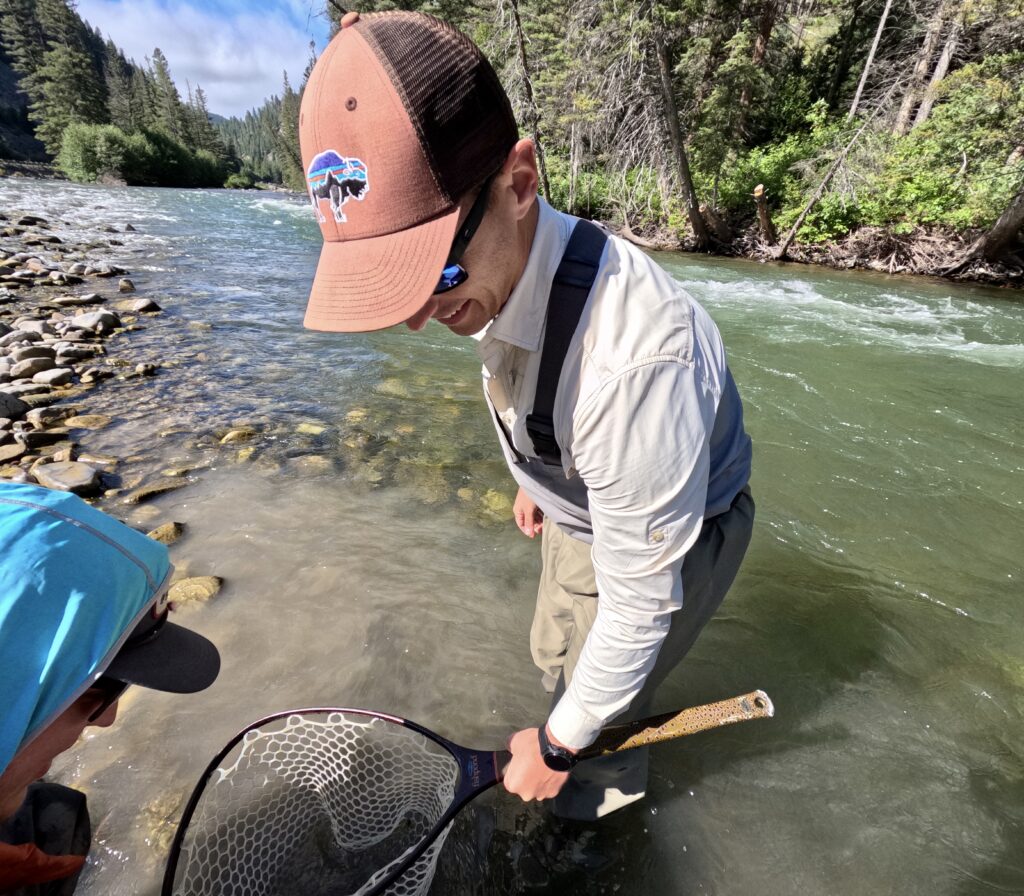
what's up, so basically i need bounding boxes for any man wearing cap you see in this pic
[0,482,220,893]
[300,11,754,820]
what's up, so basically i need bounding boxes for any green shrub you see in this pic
[57,123,147,183]
[224,170,255,189]
[56,122,227,187]
[860,53,1024,231]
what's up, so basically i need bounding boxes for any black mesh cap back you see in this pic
[357,12,519,203]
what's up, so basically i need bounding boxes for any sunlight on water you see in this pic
[2,179,1022,895]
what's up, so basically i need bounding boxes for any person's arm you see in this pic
[547,356,717,748]
[503,356,720,798]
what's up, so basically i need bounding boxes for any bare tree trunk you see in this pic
[654,32,711,249]
[774,113,881,259]
[848,0,894,121]
[893,0,949,136]
[568,122,578,215]
[737,0,782,134]
[977,184,1024,260]
[508,0,551,202]
[700,203,734,243]
[946,182,1024,271]
[754,183,778,245]
[912,13,962,129]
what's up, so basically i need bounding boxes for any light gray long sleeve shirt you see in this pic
[476,199,752,749]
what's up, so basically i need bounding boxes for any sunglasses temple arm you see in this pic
[577,690,774,762]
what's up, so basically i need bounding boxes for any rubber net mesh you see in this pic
[169,712,460,896]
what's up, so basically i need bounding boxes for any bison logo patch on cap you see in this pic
[307,151,369,224]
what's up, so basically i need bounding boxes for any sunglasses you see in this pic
[433,174,496,295]
[87,676,130,723]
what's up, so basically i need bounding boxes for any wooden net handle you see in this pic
[578,690,774,760]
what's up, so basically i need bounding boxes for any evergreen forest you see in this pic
[1,0,1022,278]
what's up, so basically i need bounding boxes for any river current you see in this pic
[1,179,1021,895]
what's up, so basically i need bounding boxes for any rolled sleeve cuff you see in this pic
[547,692,605,750]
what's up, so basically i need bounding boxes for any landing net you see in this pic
[168,711,460,896]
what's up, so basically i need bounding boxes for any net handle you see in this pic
[492,689,773,773]
[579,689,774,759]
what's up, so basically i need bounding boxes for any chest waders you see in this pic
[497,219,608,467]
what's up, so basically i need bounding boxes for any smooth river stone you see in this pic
[33,461,101,495]
[75,452,118,472]
[219,428,257,444]
[0,392,28,418]
[168,576,223,604]
[147,521,185,545]
[122,479,187,504]
[11,356,54,378]
[69,310,121,334]
[33,368,72,386]
[0,443,26,464]
[64,414,112,430]
[10,345,55,362]
[15,428,69,449]
[26,406,77,427]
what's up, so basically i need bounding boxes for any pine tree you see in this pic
[275,72,305,191]
[148,47,188,141]
[103,41,139,132]
[30,42,108,155]
[0,0,48,82]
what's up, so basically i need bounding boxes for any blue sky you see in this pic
[76,0,334,118]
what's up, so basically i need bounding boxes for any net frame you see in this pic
[162,708,504,896]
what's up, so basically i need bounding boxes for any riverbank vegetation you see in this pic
[0,0,235,186]
[327,0,1023,282]
[1,0,1021,283]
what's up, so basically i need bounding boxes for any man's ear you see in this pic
[502,138,540,222]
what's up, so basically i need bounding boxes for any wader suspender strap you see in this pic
[525,219,608,466]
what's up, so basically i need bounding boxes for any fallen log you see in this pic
[617,221,680,251]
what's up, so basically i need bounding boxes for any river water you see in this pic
[2,178,1022,895]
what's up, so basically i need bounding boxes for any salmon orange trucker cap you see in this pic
[299,10,519,332]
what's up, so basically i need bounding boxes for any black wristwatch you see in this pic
[538,725,577,772]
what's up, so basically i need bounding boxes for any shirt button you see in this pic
[651,530,665,543]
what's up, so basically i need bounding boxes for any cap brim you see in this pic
[304,206,461,333]
[104,621,220,694]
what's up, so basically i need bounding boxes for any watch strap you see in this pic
[538,725,577,771]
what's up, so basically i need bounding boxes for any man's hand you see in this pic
[503,726,574,801]
[514,488,544,538]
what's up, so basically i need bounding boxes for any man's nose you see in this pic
[405,297,437,331]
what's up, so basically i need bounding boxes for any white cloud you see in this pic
[77,0,332,117]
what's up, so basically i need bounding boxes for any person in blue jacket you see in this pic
[0,482,220,894]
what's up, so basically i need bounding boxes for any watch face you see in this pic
[542,750,574,772]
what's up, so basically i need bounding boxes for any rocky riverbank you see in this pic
[0,207,222,602]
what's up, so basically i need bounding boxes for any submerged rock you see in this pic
[169,576,223,604]
[123,479,187,504]
[481,489,514,520]
[147,521,186,545]
[64,414,112,430]
[219,427,258,444]
[75,451,118,472]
